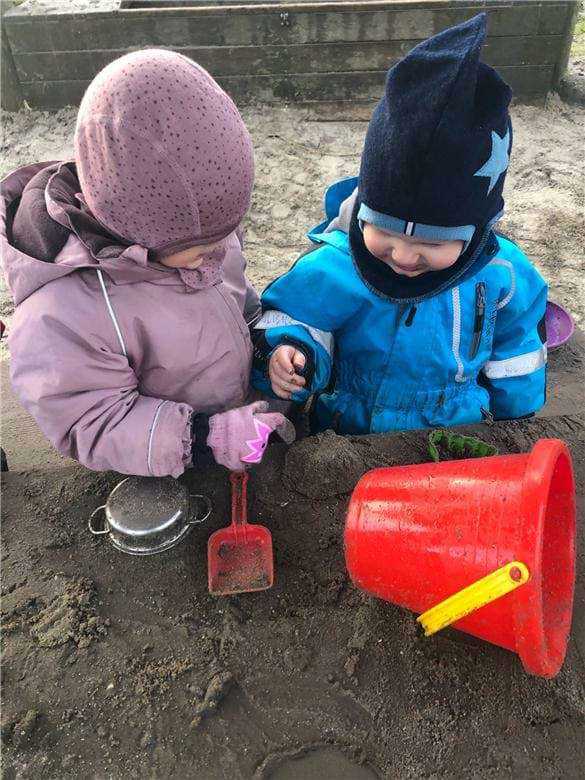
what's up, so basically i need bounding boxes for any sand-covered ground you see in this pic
[2,402,585,779]
[3,0,119,14]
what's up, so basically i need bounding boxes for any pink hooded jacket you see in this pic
[1,162,260,477]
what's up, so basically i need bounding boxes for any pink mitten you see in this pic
[208,401,295,471]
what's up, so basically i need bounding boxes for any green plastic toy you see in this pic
[428,429,499,463]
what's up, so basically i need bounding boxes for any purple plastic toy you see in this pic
[545,301,575,350]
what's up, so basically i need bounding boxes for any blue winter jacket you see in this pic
[252,179,547,433]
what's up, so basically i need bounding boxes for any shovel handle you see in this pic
[417,561,530,637]
[230,471,248,527]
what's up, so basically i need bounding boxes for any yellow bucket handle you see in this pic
[417,561,530,637]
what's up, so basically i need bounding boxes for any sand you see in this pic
[2,400,585,778]
[4,0,119,14]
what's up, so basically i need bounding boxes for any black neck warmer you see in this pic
[348,198,498,303]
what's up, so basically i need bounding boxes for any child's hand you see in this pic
[269,345,307,400]
[207,401,295,471]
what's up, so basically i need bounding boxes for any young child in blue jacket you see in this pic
[252,13,547,434]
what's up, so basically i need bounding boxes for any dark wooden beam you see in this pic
[1,22,24,110]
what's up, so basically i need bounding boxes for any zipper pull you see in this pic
[477,282,486,315]
[404,305,417,327]
[469,282,486,360]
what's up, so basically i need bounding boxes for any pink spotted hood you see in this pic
[74,48,254,257]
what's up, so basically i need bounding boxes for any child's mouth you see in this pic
[390,262,425,276]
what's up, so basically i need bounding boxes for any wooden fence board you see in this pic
[4,3,572,53]
[12,34,565,82]
[1,24,24,110]
[19,64,555,109]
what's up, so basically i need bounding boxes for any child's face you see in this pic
[159,239,224,270]
[363,224,464,277]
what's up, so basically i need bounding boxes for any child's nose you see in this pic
[392,240,419,265]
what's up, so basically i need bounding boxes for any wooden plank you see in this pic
[4,0,567,21]
[19,80,88,110]
[119,0,447,5]
[537,1,575,36]
[552,0,580,86]
[119,0,395,5]
[19,64,556,109]
[1,25,24,111]
[5,3,573,53]
[12,34,565,82]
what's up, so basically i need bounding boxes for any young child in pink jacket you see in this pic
[1,49,292,477]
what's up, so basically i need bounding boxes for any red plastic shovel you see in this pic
[208,471,274,596]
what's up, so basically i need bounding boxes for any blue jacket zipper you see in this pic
[469,281,486,360]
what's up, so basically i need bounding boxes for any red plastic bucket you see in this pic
[344,439,576,677]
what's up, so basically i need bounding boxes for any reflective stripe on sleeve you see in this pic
[483,345,547,379]
[256,310,334,356]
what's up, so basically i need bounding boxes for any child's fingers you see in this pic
[284,348,306,379]
[269,346,307,399]
[269,370,293,398]
[257,413,296,444]
[270,379,292,400]
[270,371,305,398]
[273,345,296,374]
[274,347,306,381]
[292,350,306,373]
[271,361,306,388]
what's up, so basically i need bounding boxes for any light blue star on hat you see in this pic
[474,129,510,194]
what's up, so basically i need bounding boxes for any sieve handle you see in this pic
[88,505,109,536]
[188,494,212,525]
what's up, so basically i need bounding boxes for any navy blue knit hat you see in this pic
[358,13,512,248]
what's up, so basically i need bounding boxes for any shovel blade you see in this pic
[208,524,274,596]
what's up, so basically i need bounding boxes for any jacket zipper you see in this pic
[368,303,407,429]
[404,305,417,327]
[214,288,252,388]
[469,282,486,360]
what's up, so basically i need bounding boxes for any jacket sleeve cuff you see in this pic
[148,400,194,478]
[191,413,215,469]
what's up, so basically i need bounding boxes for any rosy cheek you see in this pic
[363,235,376,256]
[372,239,392,259]
[425,249,461,270]
[364,228,387,258]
